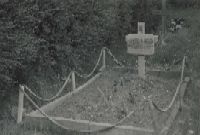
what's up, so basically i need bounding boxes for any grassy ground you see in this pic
[167,77,200,135]
[47,68,178,128]
[155,8,200,135]
[1,7,200,135]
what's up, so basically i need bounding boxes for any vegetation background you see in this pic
[0,0,200,134]
[0,0,160,117]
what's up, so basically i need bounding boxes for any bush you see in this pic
[168,0,200,8]
[0,0,161,118]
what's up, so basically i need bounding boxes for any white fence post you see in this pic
[149,100,159,135]
[102,48,106,69]
[17,85,25,123]
[72,72,76,91]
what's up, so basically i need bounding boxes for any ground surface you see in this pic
[1,7,200,135]
[47,68,179,129]
[168,78,200,135]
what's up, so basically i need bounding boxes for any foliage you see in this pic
[0,0,160,118]
[168,0,200,8]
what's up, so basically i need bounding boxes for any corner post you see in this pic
[17,85,25,123]
[72,71,76,91]
[102,48,106,69]
[149,99,159,135]
[180,77,190,109]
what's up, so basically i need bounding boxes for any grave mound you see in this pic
[47,68,179,128]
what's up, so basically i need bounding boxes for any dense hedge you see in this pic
[168,0,200,8]
[1,0,199,119]
[0,0,160,118]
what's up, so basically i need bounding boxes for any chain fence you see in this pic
[20,48,188,133]
[151,56,186,112]
[23,88,136,133]
[74,48,103,79]
[104,47,125,67]
[75,47,124,79]
[22,47,124,102]
[24,72,72,102]
[20,47,136,132]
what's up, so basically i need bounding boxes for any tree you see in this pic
[0,0,161,118]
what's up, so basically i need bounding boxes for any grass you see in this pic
[185,77,200,135]
[149,8,200,73]
[1,7,200,135]
[0,119,34,135]
[46,68,179,128]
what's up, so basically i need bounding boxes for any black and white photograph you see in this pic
[0,0,199,135]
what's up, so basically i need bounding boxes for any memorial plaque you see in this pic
[125,34,157,55]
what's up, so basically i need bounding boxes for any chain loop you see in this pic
[24,72,72,102]
[151,56,187,112]
[74,49,103,78]
[104,47,124,67]
[23,47,125,101]
[23,89,137,133]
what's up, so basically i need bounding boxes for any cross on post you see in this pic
[125,22,158,79]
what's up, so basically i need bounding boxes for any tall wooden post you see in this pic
[102,48,106,69]
[17,85,25,123]
[72,71,76,91]
[138,22,146,79]
[162,0,166,37]
[152,0,167,45]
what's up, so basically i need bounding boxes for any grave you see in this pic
[125,22,158,79]
[23,67,189,135]
[17,22,189,135]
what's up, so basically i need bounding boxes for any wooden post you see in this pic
[149,100,159,135]
[162,0,166,35]
[180,56,186,82]
[138,22,146,79]
[138,56,146,79]
[102,48,106,69]
[126,22,157,79]
[17,85,25,123]
[180,77,190,109]
[179,57,186,109]
[161,0,167,45]
[72,71,76,91]
[152,0,167,45]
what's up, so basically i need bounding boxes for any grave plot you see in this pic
[21,22,189,135]
[45,68,179,129]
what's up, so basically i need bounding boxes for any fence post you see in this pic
[102,48,106,69]
[149,100,159,135]
[180,77,190,109]
[180,56,186,82]
[72,71,76,91]
[17,85,25,123]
